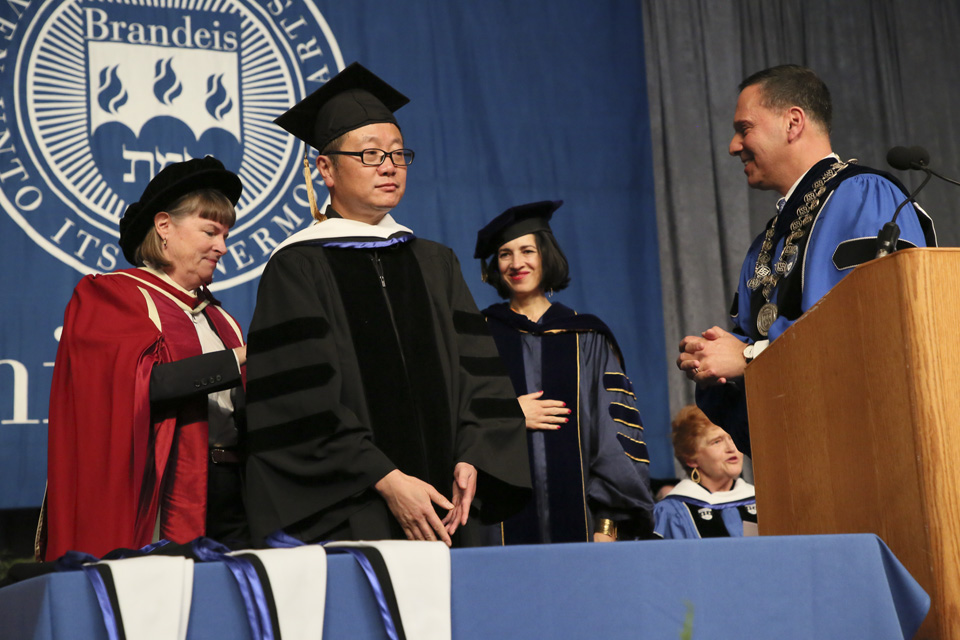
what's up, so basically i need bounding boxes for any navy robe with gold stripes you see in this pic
[244,213,531,546]
[483,303,654,543]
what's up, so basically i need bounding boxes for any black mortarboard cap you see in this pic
[474,200,563,260]
[118,156,242,266]
[274,62,410,151]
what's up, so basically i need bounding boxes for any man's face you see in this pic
[321,122,407,223]
[729,84,791,193]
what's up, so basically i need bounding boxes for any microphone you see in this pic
[876,146,934,258]
[886,145,960,186]
[886,145,930,171]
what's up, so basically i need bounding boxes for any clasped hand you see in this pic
[676,326,748,387]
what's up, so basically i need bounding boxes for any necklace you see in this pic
[746,159,853,336]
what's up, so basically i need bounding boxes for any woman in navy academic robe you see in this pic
[474,201,655,543]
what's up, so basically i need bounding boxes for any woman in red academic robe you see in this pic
[42,156,248,560]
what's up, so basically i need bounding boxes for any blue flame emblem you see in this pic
[205,73,233,121]
[97,65,128,114]
[153,58,183,106]
[8,0,343,287]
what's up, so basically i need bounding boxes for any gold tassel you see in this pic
[303,151,325,222]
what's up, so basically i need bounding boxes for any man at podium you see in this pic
[676,64,936,456]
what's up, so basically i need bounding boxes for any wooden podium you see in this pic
[745,248,960,640]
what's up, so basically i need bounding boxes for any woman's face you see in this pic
[497,233,543,298]
[160,211,230,290]
[687,425,743,490]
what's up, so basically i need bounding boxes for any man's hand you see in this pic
[442,462,477,536]
[517,391,570,430]
[374,469,454,546]
[677,326,748,387]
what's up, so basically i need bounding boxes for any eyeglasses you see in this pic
[324,148,415,166]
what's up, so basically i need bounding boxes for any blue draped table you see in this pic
[0,534,928,639]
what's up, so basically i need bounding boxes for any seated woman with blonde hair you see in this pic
[654,405,756,539]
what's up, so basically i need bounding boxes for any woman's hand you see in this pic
[517,391,571,430]
[593,532,616,542]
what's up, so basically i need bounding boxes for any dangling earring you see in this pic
[690,468,701,484]
[162,237,167,249]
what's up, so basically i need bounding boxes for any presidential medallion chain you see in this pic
[746,159,855,336]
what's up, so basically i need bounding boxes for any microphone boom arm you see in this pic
[875,169,932,259]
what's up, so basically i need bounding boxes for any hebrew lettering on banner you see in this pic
[0,0,346,508]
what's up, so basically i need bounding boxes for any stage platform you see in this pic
[0,534,928,639]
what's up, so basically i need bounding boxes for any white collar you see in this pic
[140,265,198,299]
[781,152,841,203]
[665,477,755,505]
[270,212,413,258]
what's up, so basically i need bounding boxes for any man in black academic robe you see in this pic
[244,63,531,546]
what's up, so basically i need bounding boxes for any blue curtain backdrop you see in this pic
[0,0,669,510]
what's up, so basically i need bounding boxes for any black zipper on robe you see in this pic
[371,251,407,373]
[368,249,432,487]
[326,243,453,497]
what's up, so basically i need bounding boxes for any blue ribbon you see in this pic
[134,539,172,555]
[191,538,275,640]
[312,233,415,250]
[57,538,280,640]
[62,532,403,640]
[63,537,274,640]
[80,565,122,640]
[263,529,304,549]
[61,540,173,640]
[55,550,100,571]
[324,546,401,640]
[266,530,400,640]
